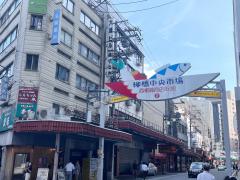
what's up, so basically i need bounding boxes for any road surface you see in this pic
[146,169,229,180]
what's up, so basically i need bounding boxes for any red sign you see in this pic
[159,146,177,154]
[18,87,38,103]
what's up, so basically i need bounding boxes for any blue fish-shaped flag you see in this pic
[150,63,191,79]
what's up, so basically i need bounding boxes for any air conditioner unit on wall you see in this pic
[38,109,48,120]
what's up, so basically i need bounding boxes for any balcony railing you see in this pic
[106,107,163,133]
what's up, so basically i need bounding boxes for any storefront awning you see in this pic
[13,120,132,142]
[183,148,202,158]
[113,120,184,146]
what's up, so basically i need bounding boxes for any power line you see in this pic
[98,0,181,13]
[111,0,148,6]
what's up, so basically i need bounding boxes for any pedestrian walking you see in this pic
[197,164,215,180]
[140,162,148,180]
[132,160,138,178]
[24,161,32,180]
[75,160,81,180]
[233,163,238,177]
[65,161,75,180]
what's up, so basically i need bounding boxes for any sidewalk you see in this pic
[114,173,179,180]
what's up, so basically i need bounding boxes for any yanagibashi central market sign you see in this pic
[106,73,220,101]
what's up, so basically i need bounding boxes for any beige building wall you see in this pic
[142,101,165,132]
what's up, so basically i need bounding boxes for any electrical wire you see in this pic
[111,0,148,6]
[143,101,164,115]
[97,0,181,13]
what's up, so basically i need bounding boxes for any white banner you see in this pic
[106,73,219,101]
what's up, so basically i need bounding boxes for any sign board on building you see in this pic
[16,87,39,120]
[90,158,98,180]
[28,0,48,14]
[16,104,37,120]
[108,95,130,103]
[188,91,221,98]
[0,107,14,132]
[51,9,62,45]
[18,87,38,103]
[0,76,9,101]
[36,168,49,180]
[159,146,177,153]
[106,73,220,101]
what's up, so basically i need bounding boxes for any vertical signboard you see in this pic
[29,0,48,14]
[16,87,39,120]
[0,76,9,101]
[0,107,14,132]
[51,9,62,45]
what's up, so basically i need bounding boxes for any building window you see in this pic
[0,26,18,54]
[62,0,74,13]
[61,30,72,47]
[79,43,88,58]
[0,0,22,27]
[80,11,99,35]
[30,15,43,30]
[25,54,39,71]
[79,43,100,65]
[56,64,70,82]
[52,103,60,115]
[76,74,98,92]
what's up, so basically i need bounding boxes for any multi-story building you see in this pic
[177,98,213,154]
[0,1,135,179]
[226,91,239,154]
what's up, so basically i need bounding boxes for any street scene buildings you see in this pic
[0,0,238,180]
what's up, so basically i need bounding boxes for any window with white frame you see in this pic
[0,26,18,54]
[56,64,70,82]
[80,11,99,35]
[0,0,21,27]
[76,74,98,92]
[25,54,39,71]
[61,30,72,47]
[30,15,43,30]
[79,43,100,65]
[62,0,74,13]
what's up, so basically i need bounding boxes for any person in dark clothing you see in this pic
[132,160,138,178]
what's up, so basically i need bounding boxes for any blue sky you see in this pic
[112,0,235,90]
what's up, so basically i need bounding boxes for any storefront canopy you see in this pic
[13,120,132,142]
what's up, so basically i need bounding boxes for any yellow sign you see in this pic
[189,91,221,98]
[108,96,129,103]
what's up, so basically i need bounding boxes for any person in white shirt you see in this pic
[140,162,148,180]
[65,161,75,180]
[197,164,215,180]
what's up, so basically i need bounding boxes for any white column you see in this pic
[97,90,106,180]
[52,133,60,180]
[220,80,231,175]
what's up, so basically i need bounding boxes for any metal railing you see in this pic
[108,107,163,134]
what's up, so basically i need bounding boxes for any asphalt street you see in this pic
[141,169,230,180]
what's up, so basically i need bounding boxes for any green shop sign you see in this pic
[0,108,15,132]
[16,103,37,120]
[28,0,48,14]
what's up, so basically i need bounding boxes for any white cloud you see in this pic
[144,63,156,78]
[158,0,196,36]
[183,41,200,48]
